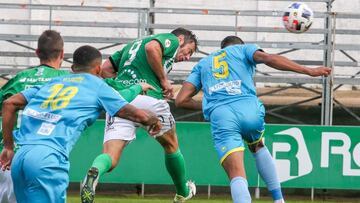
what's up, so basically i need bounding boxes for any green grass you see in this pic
[67,194,360,203]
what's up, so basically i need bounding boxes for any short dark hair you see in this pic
[72,45,102,71]
[171,27,198,51]
[37,30,64,61]
[220,36,244,49]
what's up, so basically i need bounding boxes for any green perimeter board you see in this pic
[69,121,258,186]
[68,122,360,189]
[1,117,359,189]
[262,125,360,189]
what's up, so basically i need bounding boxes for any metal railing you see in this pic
[0,1,359,125]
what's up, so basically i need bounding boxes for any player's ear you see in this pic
[178,35,185,46]
[35,49,40,58]
[94,64,101,76]
[59,49,64,60]
[70,64,75,72]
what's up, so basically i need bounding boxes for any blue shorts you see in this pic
[11,145,69,203]
[209,99,265,163]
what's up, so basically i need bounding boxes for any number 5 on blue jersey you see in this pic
[212,51,229,79]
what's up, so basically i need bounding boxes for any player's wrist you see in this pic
[3,144,14,151]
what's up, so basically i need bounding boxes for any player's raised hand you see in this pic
[308,66,332,77]
[139,82,156,94]
[0,147,14,171]
[148,120,162,136]
[161,80,174,100]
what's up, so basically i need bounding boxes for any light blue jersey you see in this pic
[14,73,128,158]
[186,44,261,120]
[186,44,265,163]
[11,73,129,203]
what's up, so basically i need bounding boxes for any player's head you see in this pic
[36,30,64,64]
[220,36,244,49]
[171,27,198,62]
[71,45,102,76]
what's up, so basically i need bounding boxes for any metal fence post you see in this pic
[321,0,335,126]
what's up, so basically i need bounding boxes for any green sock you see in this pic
[91,153,112,177]
[165,149,189,197]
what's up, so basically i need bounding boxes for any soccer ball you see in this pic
[282,2,314,33]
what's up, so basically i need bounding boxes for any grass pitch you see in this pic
[68,194,360,203]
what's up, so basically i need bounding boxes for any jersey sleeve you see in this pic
[243,44,263,65]
[21,86,41,102]
[97,82,129,117]
[103,78,142,102]
[185,63,202,91]
[117,85,142,102]
[0,74,23,104]
[109,48,124,72]
[153,34,179,57]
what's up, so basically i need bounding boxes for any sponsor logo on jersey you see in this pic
[208,80,242,95]
[18,77,52,83]
[37,122,56,136]
[118,78,147,86]
[165,39,171,48]
[63,76,84,83]
[23,108,62,123]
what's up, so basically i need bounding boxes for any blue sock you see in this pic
[253,147,284,201]
[230,176,251,203]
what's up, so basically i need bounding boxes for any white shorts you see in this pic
[0,170,16,203]
[103,95,175,143]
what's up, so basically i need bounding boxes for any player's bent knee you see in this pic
[248,140,265,153]
[103,139,128,168]
[156,128,179,153]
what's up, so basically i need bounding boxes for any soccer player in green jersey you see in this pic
[81,28,198,203]
[0,30,69,203]
[0,45,161,203]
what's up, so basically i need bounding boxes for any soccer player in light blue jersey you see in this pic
[176,36,331,203]
[0,29,69,203]
[0,45,161,203]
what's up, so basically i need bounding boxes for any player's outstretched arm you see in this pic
[253,51,332,77]
[0,93,27,170]
[101,59,117,78]
[175,82,202,110]
[115,104,161,135]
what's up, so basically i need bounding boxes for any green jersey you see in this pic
[0,68,143,151]
[0,65,70,107]
[0,65,69,151]
[109,33,179,99]
[104,78,143,103]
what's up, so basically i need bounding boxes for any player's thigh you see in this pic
[20,145,69,203]
[102,95,173,143]
[103,139,129,166]
[210,106,244,164]
[221,151,246,180]
[103,113,138,143]
[131,95,178,151]
[131,95,175,137]
[155,127,179,153]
